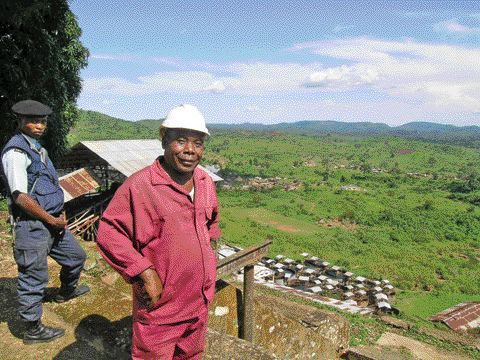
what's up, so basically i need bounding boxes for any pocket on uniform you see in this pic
[148,284,176,312]
[14,221,49,249]
[28,220,50,244]
[13,248,48,272]
[33,179,58,195]
[204,207,213,221]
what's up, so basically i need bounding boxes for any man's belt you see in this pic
[16,211,64,222]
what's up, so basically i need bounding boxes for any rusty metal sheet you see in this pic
[216,239,272,278]
[60,168,100,202]
[431,301,480,331]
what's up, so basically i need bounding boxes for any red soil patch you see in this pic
[397,149,415,155]
[275,225,301,233]
[317,218,358,231]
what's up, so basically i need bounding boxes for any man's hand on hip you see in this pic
[48,214,68,230]
[138,267,163,308]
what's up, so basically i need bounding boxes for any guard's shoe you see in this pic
[23,321,65,344]
[54,284,90,303]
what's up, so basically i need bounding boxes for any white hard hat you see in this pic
[161,104,210,135]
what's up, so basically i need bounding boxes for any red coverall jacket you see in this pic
[96,157,221,324]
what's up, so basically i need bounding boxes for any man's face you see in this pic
[162,128,206,175]
[19,116,47,139]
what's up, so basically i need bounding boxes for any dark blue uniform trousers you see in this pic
[13,219,86,322]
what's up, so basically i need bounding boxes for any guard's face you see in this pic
[162,128,205,175]
[20,117,47,139]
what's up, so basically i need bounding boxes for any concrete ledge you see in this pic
[345,345,410,360]
[210,282,350,359]
[206,329,275,359]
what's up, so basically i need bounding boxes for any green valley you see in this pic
[68,112,480,322]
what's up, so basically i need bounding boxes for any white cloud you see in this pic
[152,56,182,67]
[84,62,321,96]
[292,37,480,113]
[304,64,379,89]
[221,62,318,94]
[91,54,138,61]
[91,53,182,67]
[332,25,355,33]
[204,80,226,93]
[84,37,480,118]
[434,19,480,34]
[84,71,220,95]
[246,105,260,112]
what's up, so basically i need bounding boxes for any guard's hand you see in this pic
[49,214,68,230]
[138,268,163,308]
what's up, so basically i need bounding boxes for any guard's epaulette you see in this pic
[14,148,25,154]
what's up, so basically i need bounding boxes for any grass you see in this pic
[0,200,8,212]
[218,185,480,296]
[20,118,480,348]
[223,207,321,235]
[204,131,480,321]
[395,290,480,319]
[254,283,480,359]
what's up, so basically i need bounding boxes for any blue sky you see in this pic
[71,0,480,126]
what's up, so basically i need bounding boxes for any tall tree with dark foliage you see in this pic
[0,0,88,162]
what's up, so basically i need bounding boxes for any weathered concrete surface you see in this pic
[210,282,350,359]
[205,329,275,359]
[0,231,275,359]
[209,281,242,336]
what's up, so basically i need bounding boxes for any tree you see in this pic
[360,159,371,174]
[0,0,88,162]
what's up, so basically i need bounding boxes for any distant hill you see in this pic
[209,120,480,147]
[136,118,164,132]
[209,120,391,135]
[210,120,480,135]
[70,110,480,148]
[68,110,156,145]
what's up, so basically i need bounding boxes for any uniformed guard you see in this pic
[0,100,90,344]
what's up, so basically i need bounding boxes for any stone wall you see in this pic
[209,282,350,359]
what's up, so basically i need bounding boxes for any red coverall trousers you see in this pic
[132,309,208,359]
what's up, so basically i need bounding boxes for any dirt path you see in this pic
[376,332,472,360]
[0,233,130,359]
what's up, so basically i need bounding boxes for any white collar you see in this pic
[21,132,40,150]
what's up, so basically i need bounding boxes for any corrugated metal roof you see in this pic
[79,140,223,181]
[59,168,100,202]
[431,301,480,331]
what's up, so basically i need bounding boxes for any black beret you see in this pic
[11,100,52,116]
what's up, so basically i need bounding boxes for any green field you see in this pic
[201,131,480,319]
[66,115,480,320]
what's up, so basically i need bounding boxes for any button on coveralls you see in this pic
[96,157,221,358]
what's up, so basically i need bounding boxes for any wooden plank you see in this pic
[241,264,255,342]
[216,239,272,278]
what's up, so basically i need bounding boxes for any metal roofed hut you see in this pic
[58,139,222,183]
[58,139,223,241]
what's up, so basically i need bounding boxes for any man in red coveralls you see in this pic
[96,104,221,359]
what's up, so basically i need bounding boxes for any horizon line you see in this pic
[79,108,480,129]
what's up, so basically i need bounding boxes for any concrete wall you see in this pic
[209,282,350,359]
